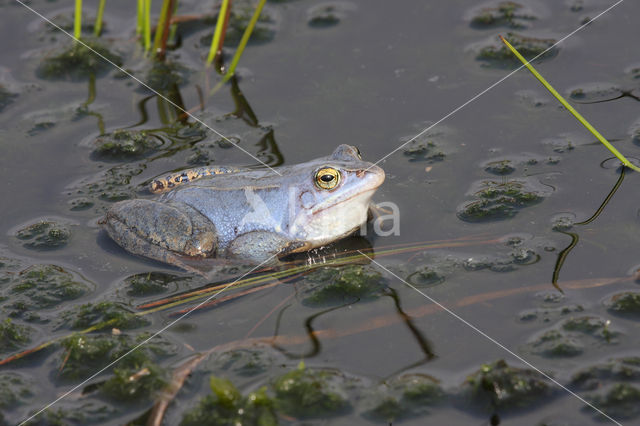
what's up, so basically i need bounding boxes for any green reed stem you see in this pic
[225,0,266,77]
[500,35,640,172]
[94,0,106,37]
[136,0,144,35]
[152,0,171,57]
[207,0,231,66]
[144,0,152,52]
[74,0,82,39]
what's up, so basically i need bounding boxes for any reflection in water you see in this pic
[552,167,627,288]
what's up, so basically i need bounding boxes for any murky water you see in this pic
[1,0,640,424]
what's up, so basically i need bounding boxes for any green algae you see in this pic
[8,264,90,313]
[586,383,640,420]
[458,179,545,222]
[272,364,351,418]
[484,159,515,175]
[529,329,583,357]
[476,32,557,67]
[606,292,640,317]
[181,376,277,426]
[403,140,446,162]
[0,85,17,113]
[60,301,148,330]
[469,2,537,29]
[307,3,354,28]
[302,265,387,307]
[59,332,171,393]
[102,362,168,402]
[92,129,165,160]
[0,372,33,409]
[365,374,444,422]
[124,272,192,297]
[462,360,551,410]
[572,357,640,390]
[0,318,32,353]
[14,221,71,250]
[407,266,446,287]
[210,349,274,377]
[37,39,122,80]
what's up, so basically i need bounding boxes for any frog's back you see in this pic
[160,170,293,249]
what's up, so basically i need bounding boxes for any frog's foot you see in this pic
[103,199,217,273]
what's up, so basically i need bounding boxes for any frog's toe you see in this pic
[103,199,217,263]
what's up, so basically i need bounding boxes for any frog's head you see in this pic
[288,144,385,247]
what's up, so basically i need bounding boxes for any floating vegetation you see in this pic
[585,383,640,420]
[462,359,552,410]
[209,349,275,377]
[14,220,71,251]
[7,264,90,315]
[519,304,584,322]
[568,82,623,103]
[123,271,193,297]
[272,363,352,418]
[364,374,444,422]
[92,129,167,160]
[59,301,149,330]
[0,372,33,410]
[301,265,387,307]
[475,32,557,67]
[572,357,640,390]
[0,318,32,353]
[37,39,122,80]
[468,1,537,29]
[484,159,515,175]
[181,376,277,425]
[457,178,549,222]
[69,161,147,205]
[143,60,189,94]
[524,316,618,358]
[0,85,17,113]
[606,291,640,317]
[59,332,171,398]
[307,2,356,28]
[406,265,446,287]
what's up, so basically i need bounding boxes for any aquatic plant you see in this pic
[181,376,277,425]
[14,221,71,250]
[462,359,552,409]
[500,35,640,172]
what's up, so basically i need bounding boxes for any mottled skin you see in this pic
[102,145,385,271]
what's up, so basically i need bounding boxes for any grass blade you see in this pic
[137,0,144,35]
[94,0,106,37]
[144,0,152,52]
[207,0,231,66]
[74,0,82,39]
[500,35,640,172]
[152,0,172,58]
[210,0,267,94]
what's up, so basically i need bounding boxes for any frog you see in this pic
[101,145,385,272]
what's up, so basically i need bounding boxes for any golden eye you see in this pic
[315,167,341,190]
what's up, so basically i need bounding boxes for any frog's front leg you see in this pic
[226,231,311,264]
[102,199,217,271]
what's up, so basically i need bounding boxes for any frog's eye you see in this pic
[315,167,341,190]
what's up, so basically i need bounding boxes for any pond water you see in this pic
[1,0,640,424]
